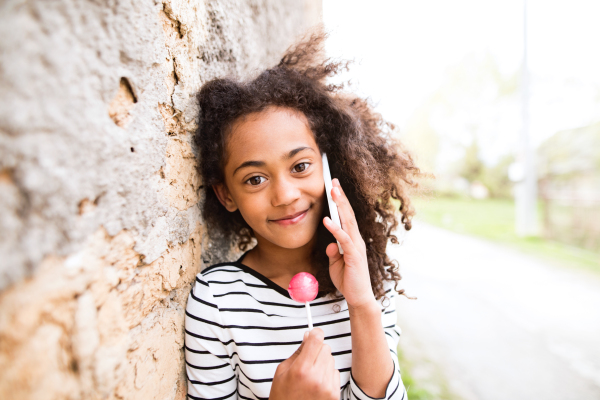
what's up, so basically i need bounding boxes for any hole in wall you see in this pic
[70,359,79,373]
[78,193,103,215]
[78,198,96,215]
[0,168,14,184]
[108,77,137,128]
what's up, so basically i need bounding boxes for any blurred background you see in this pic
[324,0,600,399]
[1,0,598,398]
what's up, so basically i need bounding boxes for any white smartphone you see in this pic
[322,153,344,254]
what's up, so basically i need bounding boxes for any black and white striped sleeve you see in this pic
[343,286,407,400]
[185,276,238,400]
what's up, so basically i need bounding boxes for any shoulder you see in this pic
[187,262,239,305]
[196,260,251,285]
[201,261,245,277]
[185,262,246,337]
[188,260,271,307]
[189,262,245,303]
[196,260,271,292]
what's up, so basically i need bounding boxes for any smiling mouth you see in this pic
[270,208,310,225]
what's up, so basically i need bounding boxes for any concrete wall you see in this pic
[0,1,320,398]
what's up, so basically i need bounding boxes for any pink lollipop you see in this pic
[288,272,318,330]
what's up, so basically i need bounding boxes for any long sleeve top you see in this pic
[184,257,406,400]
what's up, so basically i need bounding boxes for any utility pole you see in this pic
[515,0,539,236]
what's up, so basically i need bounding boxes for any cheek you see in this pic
[312,173,326,198]
[308,178,326,209]
[242,194,269,219]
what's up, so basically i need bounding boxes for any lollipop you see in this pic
[288,272,319,330]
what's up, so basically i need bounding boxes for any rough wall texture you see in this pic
[0,0,321,398]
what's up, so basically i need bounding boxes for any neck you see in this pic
[244,234,317,287]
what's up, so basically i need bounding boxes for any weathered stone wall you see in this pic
[0,1,320,398]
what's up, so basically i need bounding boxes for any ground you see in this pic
[391,222,600,400]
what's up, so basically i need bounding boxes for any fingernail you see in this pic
[333,187,340,197]
[303,331,309,340]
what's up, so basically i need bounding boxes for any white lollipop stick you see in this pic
[322,153,343,254]
[305,302,313,330]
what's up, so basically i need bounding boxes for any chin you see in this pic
[274,236,315,250]
[267,227,318,250]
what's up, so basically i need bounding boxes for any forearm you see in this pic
[349,299,394,398]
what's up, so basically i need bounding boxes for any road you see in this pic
[389,223,600,400]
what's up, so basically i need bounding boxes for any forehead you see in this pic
[225,107,318,163]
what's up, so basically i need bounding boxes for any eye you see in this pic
[246,176,266,186]
[293,162,310,173]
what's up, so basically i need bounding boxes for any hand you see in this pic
[269,328,340,400]
[323,179,375,309]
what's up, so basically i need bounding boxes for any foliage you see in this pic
[399,52,519,199]
[454,140,514,198]
[458,139,484,183]
[537,122,600,251]
[479,154,514,198]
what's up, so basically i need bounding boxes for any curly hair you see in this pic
[194,30,420,300]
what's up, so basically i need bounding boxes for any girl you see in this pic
[186,31,419,400]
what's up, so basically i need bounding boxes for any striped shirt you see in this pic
[185,257,406,400]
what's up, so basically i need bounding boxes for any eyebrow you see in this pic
[285,146,314,159]
[232,146,316,176]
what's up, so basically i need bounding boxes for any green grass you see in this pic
[396,347,437,400]
[412,196,600,274]
[397,346,456,400]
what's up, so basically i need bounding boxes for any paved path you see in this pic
[389,223,600,400]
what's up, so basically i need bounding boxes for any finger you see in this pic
[274,357,291,377]
[331,183,360,243]
[331,179,356,222]
[330,180,365,249]
[323,216,358,256]
[315,342,332,367]
[294,328,325,369]
[325,242,343,264]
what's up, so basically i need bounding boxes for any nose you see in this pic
[270,175,301,207]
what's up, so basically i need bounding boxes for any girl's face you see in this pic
[214,107,326,251]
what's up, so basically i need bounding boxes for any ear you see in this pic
[212,183,238,212]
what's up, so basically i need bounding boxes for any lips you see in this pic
[270,208,310,225]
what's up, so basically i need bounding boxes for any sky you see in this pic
[323,0,600,156]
